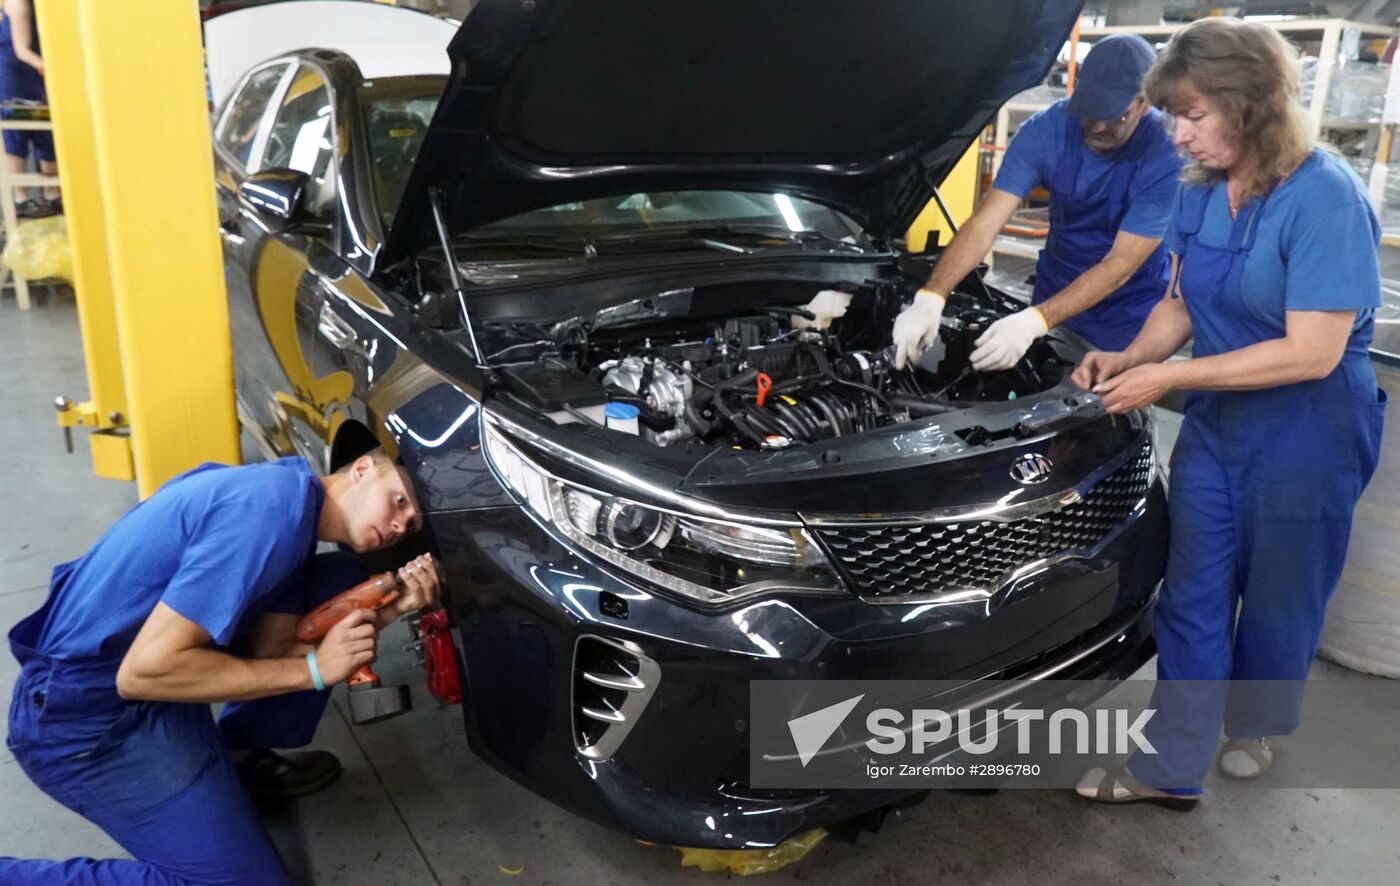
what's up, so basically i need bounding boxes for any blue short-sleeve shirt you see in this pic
[33,457,323,660]
[1164,148,1380,360]
[992,100,1181,240]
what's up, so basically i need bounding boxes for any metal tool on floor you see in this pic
[295,572,413,725]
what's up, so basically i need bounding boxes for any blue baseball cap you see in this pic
[1067,34,1157,122]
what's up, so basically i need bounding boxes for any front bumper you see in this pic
[432,477,1166,848]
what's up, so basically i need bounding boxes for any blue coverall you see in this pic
[992,99,1183,350]
[1,457,368,885]
[1127,148,1387,794]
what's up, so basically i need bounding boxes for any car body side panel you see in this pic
[216,51,466,475]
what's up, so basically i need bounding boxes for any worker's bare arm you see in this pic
[1092,310,1356,414]
[2,0,44,76]
[923,188,1024,296]
[246,612,311,659]
[117,603,377,703]
[246,555,441,647]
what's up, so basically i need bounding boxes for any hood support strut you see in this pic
[922,172,1005,313]
[429,187,486,368]
[928,184,960,237]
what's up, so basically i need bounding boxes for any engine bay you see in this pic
[480,277,1078,452]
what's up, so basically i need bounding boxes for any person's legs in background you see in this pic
[1,64,61,214]
[1,130,58,217]
[36,128,57,206]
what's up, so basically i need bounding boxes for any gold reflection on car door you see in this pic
[254,237,353,454]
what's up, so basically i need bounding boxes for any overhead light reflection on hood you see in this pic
[536,164,631,179]
[899,590,993,623]
[730,601,789,658]
[562,581,604,621]
[387,403,478,448]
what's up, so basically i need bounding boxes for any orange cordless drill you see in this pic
[296,572,413,725]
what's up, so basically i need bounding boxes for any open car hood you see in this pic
[380,0,1081,266]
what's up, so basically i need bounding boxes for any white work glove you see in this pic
[892,289,946,370]
[970,306,1049,371]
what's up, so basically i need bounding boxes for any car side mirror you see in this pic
[238,168,332,237]
[239,168,308,221]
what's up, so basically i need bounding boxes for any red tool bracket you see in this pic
[420,610,463,705]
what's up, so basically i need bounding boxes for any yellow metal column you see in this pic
[75,0,238,498]
[905,141,980,253]
[34,0,133,481]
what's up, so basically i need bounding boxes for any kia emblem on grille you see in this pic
[1010,453,1054,485]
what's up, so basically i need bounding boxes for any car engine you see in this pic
[488,284,1072,451]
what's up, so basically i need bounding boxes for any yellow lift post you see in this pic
[38,0,239,498]
[34,0,130,481]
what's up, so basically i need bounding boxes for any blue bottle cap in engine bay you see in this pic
[605,402,640,420]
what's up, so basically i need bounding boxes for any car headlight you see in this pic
[483,420,844,606]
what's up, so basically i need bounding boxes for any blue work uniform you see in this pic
[993,99,1182,350]
[0,1,54,163]
[1127,148,1387,794]
[1,457,368,886]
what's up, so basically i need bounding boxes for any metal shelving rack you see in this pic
[0,112,62,311]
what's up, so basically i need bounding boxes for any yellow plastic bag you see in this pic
[3,214,73,284]
[673,828,827,876]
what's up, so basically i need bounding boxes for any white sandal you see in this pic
[1075,766,1200,811]
[1218,737,1279,779]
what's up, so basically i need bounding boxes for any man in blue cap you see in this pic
[894,34,1182,371]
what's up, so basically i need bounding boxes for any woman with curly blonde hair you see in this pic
[1072,17,1386,807]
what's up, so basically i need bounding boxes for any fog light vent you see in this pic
[572,635,660,761]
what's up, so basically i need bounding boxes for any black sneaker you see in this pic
[15,198,45,219]
[234,749,342,800]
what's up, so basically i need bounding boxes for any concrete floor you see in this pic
[2,289,1399,885]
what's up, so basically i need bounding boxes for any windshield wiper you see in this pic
[452,225,870,259]
[781,229,872,253]
[590,226,760,253]
[597,224,868,254]
[455,233,599,257]
[465,227,757,256]
[457,232,748,258]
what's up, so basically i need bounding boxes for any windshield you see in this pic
[473,191,862,242]
[361,80,863,246]
[361,77,445,229]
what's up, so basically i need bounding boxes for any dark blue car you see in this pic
[214,0,1164,849]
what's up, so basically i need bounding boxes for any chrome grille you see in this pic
[572,636,660,760]
[815,443,1154,599]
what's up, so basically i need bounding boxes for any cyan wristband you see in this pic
[306,651,326,692]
